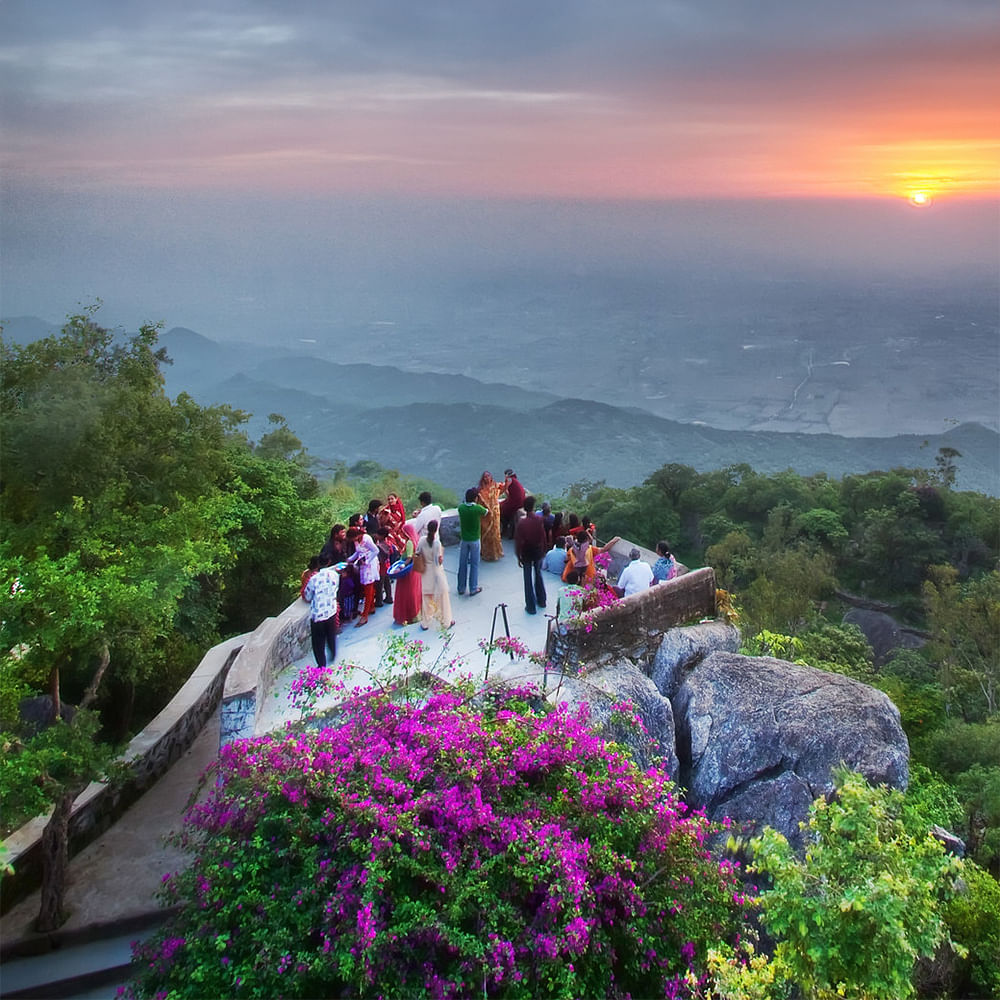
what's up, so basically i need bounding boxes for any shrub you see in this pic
[941,860,1000,998]
[749,769,965,1000]
[902,761,965,836]
[125,683,751,998]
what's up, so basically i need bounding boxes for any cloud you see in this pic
[0,0,996,199]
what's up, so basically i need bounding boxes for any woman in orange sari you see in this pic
[562,529,622,585]
[477,470,504,562]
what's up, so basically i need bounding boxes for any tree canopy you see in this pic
[0,309,332,903]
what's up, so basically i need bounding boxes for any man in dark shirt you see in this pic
[514,495,547,615]
[500,468,526,538]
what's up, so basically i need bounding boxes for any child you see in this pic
[375,527,397,606]
[300,554,320,600]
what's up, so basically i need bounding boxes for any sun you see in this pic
[907,190,933,207]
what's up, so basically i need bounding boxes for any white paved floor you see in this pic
[257,545,576,732]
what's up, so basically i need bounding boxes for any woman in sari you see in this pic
[562,528,622,585]
[477,470,504,562]
[383,493,407,533]
[393,522,423,626]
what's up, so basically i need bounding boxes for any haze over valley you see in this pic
[3,0,997,496]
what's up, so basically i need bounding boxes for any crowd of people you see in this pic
[299,469,678,667]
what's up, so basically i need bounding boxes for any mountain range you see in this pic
[3,317,998,496]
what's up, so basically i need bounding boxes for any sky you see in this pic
[1,0,998,338]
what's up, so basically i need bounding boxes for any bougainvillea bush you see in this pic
[125,684,751,998]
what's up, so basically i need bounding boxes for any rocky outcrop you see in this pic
[672,652,909,844]
[842,608,925,666]
[553,660,679,778]
[649,621,741,700]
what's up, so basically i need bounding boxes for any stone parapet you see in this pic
[1,634,246,914]
[220,600,312,744]
[547,568,717,673]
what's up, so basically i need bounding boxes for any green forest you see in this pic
[2,315,998,995]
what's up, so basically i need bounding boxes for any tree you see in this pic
[933,446,961,488]
[1,310,328,928]
[923,566,1000,719]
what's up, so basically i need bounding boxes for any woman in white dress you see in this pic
[417,520,454,630]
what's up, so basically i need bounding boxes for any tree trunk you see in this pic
[34,644,111,932]
[36,789,74,932]
[48,663,61,724]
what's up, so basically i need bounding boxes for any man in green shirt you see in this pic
[456,487,489,595]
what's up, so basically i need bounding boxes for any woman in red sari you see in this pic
[393,522,423,626]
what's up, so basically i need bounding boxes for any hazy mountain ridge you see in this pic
[211,377,999,497]
[5,316,997,495]
[237,355,556,411]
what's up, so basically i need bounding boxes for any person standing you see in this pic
[417,520,454,630]
[407,491,443,539]
[500,468,526,539]
[514,495,547,615]
[346,526,380,627]
[303,556,339,667]
[393,523,423,626]
[477,471,504,561]
[540,501,555,549]
[456,487,488,596]
[374,527,397,606]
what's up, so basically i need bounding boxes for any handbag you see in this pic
[412,546,427,574]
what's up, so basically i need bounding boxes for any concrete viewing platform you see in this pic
[258,544,568,732]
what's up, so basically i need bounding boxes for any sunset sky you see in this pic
[3,0,999,200]
[1,0,998,336]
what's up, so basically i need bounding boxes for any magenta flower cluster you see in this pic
[562,577,621,633]
[125,686,750,998]
[286,664,335,714]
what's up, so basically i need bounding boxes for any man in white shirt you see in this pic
[614,548,654,597]
[303,557,339,665]
[406,491,443,538]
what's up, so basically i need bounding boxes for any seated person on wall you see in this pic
[563,529,596,585]
[499,468,526,539]
[612,547,655,598]
[562,527,621,584]
[652,540,678,583]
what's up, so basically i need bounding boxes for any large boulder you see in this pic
[649,622,741,699]
[553,660,679,778]
[842,608,924,666]
[673,651,909,844]
[17,695,76,737]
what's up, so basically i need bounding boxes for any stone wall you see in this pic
[1,634,246,914]
[219,600,313,744]
[547,567,718,672]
